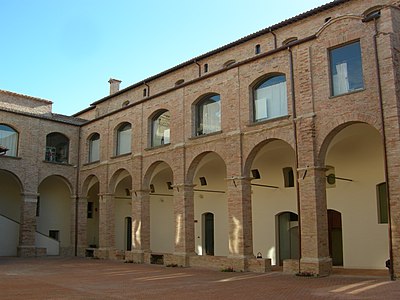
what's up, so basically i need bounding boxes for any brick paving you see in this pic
[1,257,400,299]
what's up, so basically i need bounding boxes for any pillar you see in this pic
[227,177,253,258]
[297,116,332,276]
[97,193,115,258]
[129,189,150,263]
[17,192,38,257]
[173,183,195,266]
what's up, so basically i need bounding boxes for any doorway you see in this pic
[277,212,299,265]
[203,212,214,255]
[327,209,343,266]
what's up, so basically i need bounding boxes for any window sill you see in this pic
[43,160,72,166]
[189,130,222,140]
[248,115,291,127]
[329,88,365,99]
[83,160,100,166]
[0,155,22,160]
[145,143,171,151]
[111,152,132,159]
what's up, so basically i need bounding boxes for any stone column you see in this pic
[97,193,115,259]
[296,116,332,276]
[18,192,38,257]
[128,189,150,263]
[227,177,253,257]
[73,196,88,257]
[173,184,195,266]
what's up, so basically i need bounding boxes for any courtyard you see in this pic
[1,257,399,299]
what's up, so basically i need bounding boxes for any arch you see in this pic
[108,168,132,194]
[143,160,174,190]
[175,79,185,86]
[282,37,298,46]
[187,151,226,185]
[39,174,73,195]
[81,174,100,196]
[244,138,293,177]
[318,120,380,165]
[223,59,236,68]
[250,73,287,122]
[150,109,171,147]
[0,169,23,192]
[0,123,19,157]
[315,15,362,37]
[193,93,221,136]
[363,6,382,19]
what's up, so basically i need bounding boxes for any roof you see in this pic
[0,107,87,126]
[87,0,350,108]
[0,89,53,104]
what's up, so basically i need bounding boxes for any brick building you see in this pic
[1,0,400,277]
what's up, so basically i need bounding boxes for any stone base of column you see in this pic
[169,252,194,267]
[299,257,332,277]
[17,246,36,257]
[94,247,112,259]
[125,250,145,263]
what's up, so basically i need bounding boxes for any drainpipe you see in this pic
[74,128,82,256]
[270,28,277,49]
[369,14,394,281]
[288,46,302,273]
[194,60,201,77]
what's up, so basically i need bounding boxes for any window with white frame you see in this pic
[152,110,170,147]
[0,124,18,157]
[116,123,131,155]
[330,41,364,96]
[88,133,100,162]
[196,94,221,136]
[253,75,287,122]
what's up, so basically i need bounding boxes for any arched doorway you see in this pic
[324,123,388,268]
[191,152,228,256]
[247,139,297,265]
[327,209,343,266]
[277,212,299,265]
[37,176,72,255]
[110,169,132,252]
[0,170,22,256]
[147,162,174,253]
[202,212,214,255]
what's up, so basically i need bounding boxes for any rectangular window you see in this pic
[36,196,40,217]
[87,202,93,219]
[49,230,59,241]
[377,182,388,224]
[330,41,364,96]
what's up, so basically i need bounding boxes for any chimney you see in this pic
[108,78,122,95]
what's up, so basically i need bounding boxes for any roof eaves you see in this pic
[89,0,350,107]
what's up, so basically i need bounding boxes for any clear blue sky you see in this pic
[1,0,330,116]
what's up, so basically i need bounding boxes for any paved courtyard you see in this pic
[1,257,400,299]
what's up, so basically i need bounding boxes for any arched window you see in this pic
[152,110,170,147]
[196,94,221,136]
[116,123,131,155]
[45,132,69,163]
[88,133,100,162]
[253,75,287,122]
[0,124,18,157]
